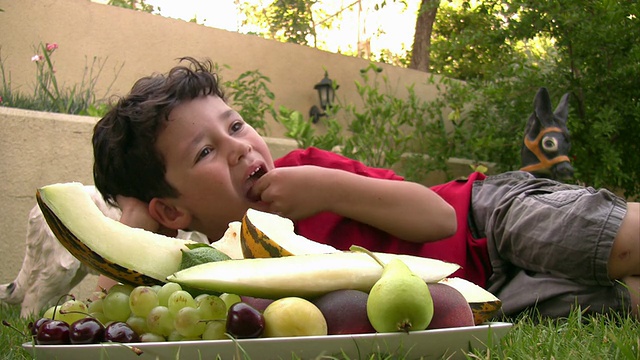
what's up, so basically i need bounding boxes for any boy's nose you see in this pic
[227,138,252,165]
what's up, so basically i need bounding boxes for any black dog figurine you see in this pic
[520,87,574,180]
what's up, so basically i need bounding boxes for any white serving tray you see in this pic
[23,322,511,360]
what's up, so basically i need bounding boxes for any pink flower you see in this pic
[0,96,3,104]
[45,43,58,52]
[31,54,44,62]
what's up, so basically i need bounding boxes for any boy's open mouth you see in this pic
[246,166,267,202]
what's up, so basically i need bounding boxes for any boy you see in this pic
[93,57,639,319]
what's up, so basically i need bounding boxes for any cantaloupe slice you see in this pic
[240,209,338,258]
[167,252,461,299]
[37,182,200,286]
[439,277,503,325]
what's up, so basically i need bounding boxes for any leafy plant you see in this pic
[223,69,277,135]
[236,0,331,48]
[0,42,122,117]
[276,105,342,150]
[106,0,155,13]
[337,64,417,169]
[399,75,480,182]
[276,63,494,184]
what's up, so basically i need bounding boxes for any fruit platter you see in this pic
[23,182,512,359]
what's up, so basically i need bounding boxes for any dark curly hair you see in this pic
[93,57,225,206]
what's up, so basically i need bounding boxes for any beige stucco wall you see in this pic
[0,0,442,137]
[0,0,471,307]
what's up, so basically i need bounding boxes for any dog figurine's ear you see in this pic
[553,92,570,127]
[533,87,555,128]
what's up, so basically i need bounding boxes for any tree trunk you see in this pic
[409,0,440,72]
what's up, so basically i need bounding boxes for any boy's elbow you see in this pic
[414,203,457,243]
[441,203,457,238]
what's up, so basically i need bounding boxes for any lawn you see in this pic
[1,302,637,359]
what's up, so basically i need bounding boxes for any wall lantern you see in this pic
[309,71,338,123]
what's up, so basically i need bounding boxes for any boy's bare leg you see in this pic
[608,202,640,279]
[608,202,639,318]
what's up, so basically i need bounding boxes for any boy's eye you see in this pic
[230,121,244,133]
[196,147,213,162]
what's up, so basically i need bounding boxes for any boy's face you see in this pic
[154,95,274,239]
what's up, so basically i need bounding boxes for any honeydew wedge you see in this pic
[167,252,460,299]
[37,182,200,286]
[439,277,503,325]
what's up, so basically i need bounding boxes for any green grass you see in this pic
[1,302,637,360]
[472,310,639,360]
[1,304,34,360]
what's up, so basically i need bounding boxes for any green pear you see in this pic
[351,246,434,333]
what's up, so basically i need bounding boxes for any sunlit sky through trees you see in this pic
[99,0,421,57]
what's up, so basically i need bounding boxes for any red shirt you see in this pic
[275,147,491,288]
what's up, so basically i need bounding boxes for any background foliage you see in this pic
[429,0,640,197]
[270,0,640,197]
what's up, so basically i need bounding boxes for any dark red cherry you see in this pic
[70,317,105,344]
[36,319,71,345]
[104,321,139,343]
[29,318,50,337]
[226,302,265,339]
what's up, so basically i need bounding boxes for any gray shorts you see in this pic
[470,171,632,317]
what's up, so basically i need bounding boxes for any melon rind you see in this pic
[241,209,339,258]
[439,277,503,325]
[37,182,198,285]
[167,252,460,299]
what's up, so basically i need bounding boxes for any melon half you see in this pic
[37,182,199,286]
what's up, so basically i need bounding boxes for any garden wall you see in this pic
[0,0,443,137]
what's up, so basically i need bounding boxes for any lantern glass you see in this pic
[314,72,334,110]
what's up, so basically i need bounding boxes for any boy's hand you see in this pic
[249,166,330,219]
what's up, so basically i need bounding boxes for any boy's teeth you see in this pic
[249,167,263,179]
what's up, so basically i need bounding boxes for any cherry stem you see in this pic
[2,320,27,337]
[110,342,144,355]
[50,293,77,320]
[199,318,226,324]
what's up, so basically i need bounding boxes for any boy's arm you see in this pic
[319,167,457,242]
[252,166,457,243]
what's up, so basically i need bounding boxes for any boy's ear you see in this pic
[148,198,191,231]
